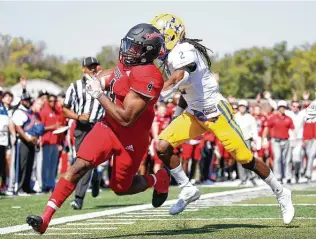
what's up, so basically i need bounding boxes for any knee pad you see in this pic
[242,157,256,170]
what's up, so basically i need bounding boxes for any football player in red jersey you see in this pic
[26,23,170,234]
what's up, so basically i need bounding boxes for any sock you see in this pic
[143,174,156,188]
[42,177,76,224]
[264,170,283,196]
[170,163,191,187]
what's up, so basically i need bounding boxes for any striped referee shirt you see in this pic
[64,76,105,123]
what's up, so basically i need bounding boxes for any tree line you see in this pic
[1,33,315,100]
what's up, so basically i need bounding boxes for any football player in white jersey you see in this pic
[151,13,295,225]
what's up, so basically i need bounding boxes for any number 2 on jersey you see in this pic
[109,79,116,102]
[179,51,185,59]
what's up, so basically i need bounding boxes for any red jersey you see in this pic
[267,114,294,139]
[103,62,163,137]
[266,112,276,138]
[303,122,316,140]
[39,102,60,145]
[254,114,268,137]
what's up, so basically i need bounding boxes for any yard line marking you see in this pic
[295,194,316,197]
[108,215,172,218]
[67,222,134,225]
[141,209,199,212]
[231,204,316,206]
[63,217,316,221]
[0,185,294,235]
[14,232,92,236]
[186,206,210,209]
[49,227,117,230]
[87,219,136,222]
[124,212,170,215]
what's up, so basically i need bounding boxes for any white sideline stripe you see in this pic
[0,186,266,235]
[50,227,117,230]
[66,222,134,225]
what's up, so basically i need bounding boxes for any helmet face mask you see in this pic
[120,38,147,66]
[119,23,166,67]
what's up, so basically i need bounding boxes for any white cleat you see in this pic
[277,188,295,225]
[169,185,201,215]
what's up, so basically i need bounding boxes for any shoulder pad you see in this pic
[168,43,196,70]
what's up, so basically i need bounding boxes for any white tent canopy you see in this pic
[9,79,64,105]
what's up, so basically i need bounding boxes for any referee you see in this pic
[63,57,105,210]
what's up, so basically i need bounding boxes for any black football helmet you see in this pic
[120,23,166,66]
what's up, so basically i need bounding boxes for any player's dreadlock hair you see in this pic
[181,37,213,68]
[156,36,213,79]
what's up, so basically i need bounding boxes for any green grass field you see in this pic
[0,186,239,228]
[1,185,316,239]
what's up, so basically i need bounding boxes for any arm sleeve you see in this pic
[12,110,28,126]
[63,83,75,109]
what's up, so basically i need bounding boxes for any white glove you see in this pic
[305,100,316,123]
[86,79,103,99]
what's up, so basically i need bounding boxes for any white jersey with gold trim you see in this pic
[167,42,224,120]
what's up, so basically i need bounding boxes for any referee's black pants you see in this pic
[0,145,6,186]
[73,122,96,206]
[18,140,35,193]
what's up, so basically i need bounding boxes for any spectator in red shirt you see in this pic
[39,94,61,192]
[268,100,295,184]
[151,102,172,173]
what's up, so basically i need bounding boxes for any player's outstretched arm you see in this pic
[160,68,192,100]
[97,91,151,127]
[162,70,185,91]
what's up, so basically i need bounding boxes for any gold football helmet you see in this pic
[151,13,185,52]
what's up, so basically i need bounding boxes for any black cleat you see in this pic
[152,169,170,208]
[26,215,47,234]
[152,189,169,208]
[70,200,82,210]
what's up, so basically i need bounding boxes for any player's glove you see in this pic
[86,78,103,99]
[305,100,316,123]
